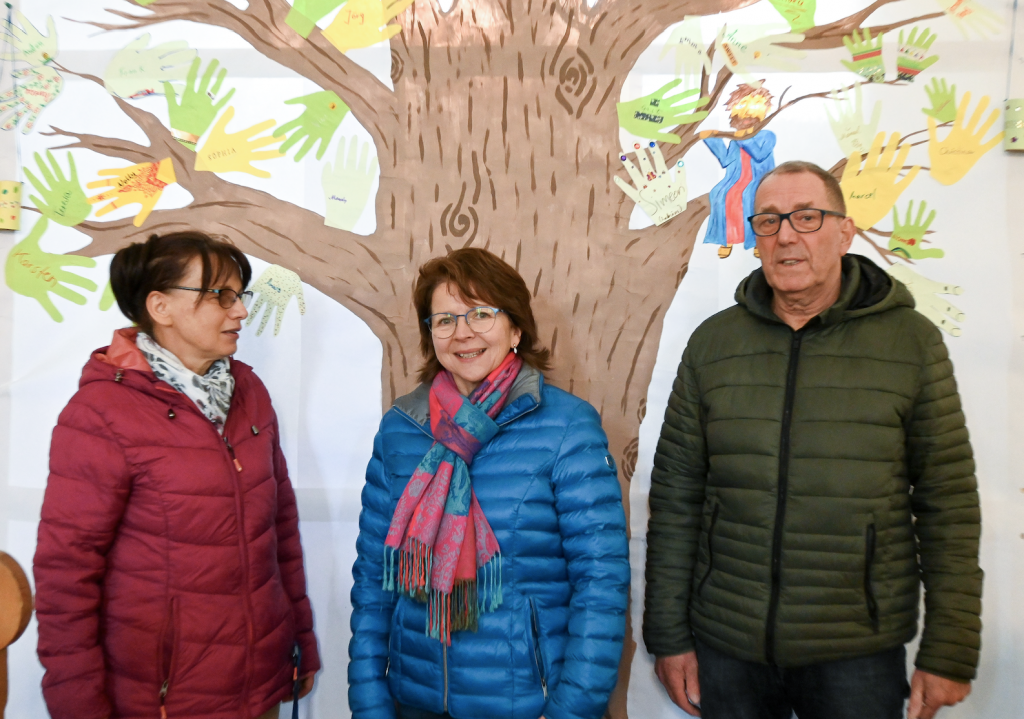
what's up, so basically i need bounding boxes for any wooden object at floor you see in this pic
[0,552,33,719]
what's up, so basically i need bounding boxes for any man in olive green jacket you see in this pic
[644,161,981,719]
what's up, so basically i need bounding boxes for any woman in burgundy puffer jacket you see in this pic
[33,232,320,719]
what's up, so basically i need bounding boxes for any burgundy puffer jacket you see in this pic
[34,329,321,719]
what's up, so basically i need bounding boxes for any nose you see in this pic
[229,296,248,321]
[450,314,477,340]
[776,216,801,244]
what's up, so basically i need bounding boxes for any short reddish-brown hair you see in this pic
[413,248,551,383]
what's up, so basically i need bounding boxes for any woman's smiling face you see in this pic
[429,282,521,396]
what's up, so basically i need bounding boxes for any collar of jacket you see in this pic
[734,253,914,328]
[392,362,544,432]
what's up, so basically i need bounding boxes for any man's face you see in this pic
[754,172,856,298]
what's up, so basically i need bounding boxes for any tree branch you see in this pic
[786,0,945,51]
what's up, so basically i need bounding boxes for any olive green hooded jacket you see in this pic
[643,254,982,682]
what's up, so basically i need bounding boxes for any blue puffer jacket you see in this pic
[348,365,629,719]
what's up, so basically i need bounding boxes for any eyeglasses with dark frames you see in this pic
[425,306,504,339]
[172,286,255,309]
[747,208,846,237]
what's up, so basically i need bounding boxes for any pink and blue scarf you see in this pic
[384,351,523,644]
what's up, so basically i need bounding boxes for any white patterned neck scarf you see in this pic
[136,332,235,434]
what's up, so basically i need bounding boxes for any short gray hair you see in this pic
[756,160,846,214]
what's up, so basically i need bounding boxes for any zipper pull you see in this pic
[114,369,124,383]
[224,437,243,472]
[159,679,168,719]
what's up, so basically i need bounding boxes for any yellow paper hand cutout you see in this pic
[86,158,177,227]
[195,107,284,178]
[840,132,920,229]
[322,0,414,53]
[927,92,1003,186]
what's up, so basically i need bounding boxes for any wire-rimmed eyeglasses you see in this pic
[747,208,846,237]
[172,286,255,309]
[425,306,504,339]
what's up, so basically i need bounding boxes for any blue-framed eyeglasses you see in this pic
[424,306,504,339]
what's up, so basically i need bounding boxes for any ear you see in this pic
[511,325,523,348]
[838,215,857,255]
[146,290,175,329]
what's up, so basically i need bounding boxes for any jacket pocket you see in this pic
[697,501,721,597]
[864,523,880,633]
[528,599,548,699]
[158,596,179,715]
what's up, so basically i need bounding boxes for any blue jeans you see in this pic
[695,640,910,719]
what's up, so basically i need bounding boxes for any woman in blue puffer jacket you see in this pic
[348,248,629,719]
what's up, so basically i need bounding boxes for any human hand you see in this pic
[922,78,957,123]
[613,142,688,226]
[886,263,964,336]
[928,92,1002,186]
[322,0,414,54]
[719,26,806,75]
[617,80,709,144]
[104,34,196,99]
[4,217,98,322]
[274,90,350,161]
[842,28,885,83]
[3,10,58,67]
[889,201,943,259]
[825,82,882,157]
[907,669,971,719]
[659,18,714,77]
[194,107,284,178]
[322,135,378,231]
[25,150,91,227]
[164,57,235,148]
[246,265,306,336]
[934,0,1003,39]
[768,0,816,33]
[297,673,316,699]
[86,157,177,227]
[0,66,63,134]
[840,132,920,229]
[655,652,701,716]
[896,28,939,82]
[286,0,348,38]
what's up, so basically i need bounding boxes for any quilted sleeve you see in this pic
[907,327,982,683]
[33,397,130,719]
[643,347,708,657]
[543,401,629,719]
[272,413,321,676]
[348,425,399,719]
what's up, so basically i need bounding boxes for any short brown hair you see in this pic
[109,231,252,335]
[756,160,846,214]
[413,248,551,383]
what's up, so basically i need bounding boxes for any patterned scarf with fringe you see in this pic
[384,351,523,644]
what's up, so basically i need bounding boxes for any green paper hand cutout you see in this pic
[886,263,964,336]
[246,265,306,336]
[286,0,348,38]
[768,0,816,33]
[3,10,58,67]
[617,80,709,144]
[0,66,63,134]
[719,26,806,75]
[928,91,1003,185]
[25,150,90,227]
[273,90,350,161]
[613,142,688,226]
[322,135,378,231]
[4,217,98,322]
[104,34,197,99]
[322,0,413,53]
[922,78,957,123]
[659,18,714,77]
[896,28,939,82]
[934,0,1003,39]
[889,201,943,259]
[100,279,116,311]
[825,82,882,157]
[842,29,885,83]
[164,57,236,148]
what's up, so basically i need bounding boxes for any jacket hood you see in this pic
[734,253,914,327]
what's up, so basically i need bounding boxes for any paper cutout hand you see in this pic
[3,10,58,67]
[840,132,920,229]
[25,150,90,227]
[928,92,1002,185]
[889,201,944,259]
[274,90,350,161]
[322,135,378,231]
[165,57,235,148]
[825,82,882,157]
[617,81,709,144]
[659,18,714,77]
[87,157,177,227]
[719,27,806,75]
[246,265,306,336]
[4,217,97,322]
[922,78,957,123]
[322,0,414,53]
[100,279,117,311]
[613,142,687,226]
[886,263,964,336]
[286,0,348,38]
[104,34,197,99]
[768,0,816,33]
[934,0,1003,39]
[195,107,284,178]
[0,66,63,134]
[842,29,885,83]
[896,28,939,82]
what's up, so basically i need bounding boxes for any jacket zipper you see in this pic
[865,523,879,633]
[765,328,805,665]
[158,596,177,719]
[223,434,256,711]
[529,599,548,698]
[697,502,720,597]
